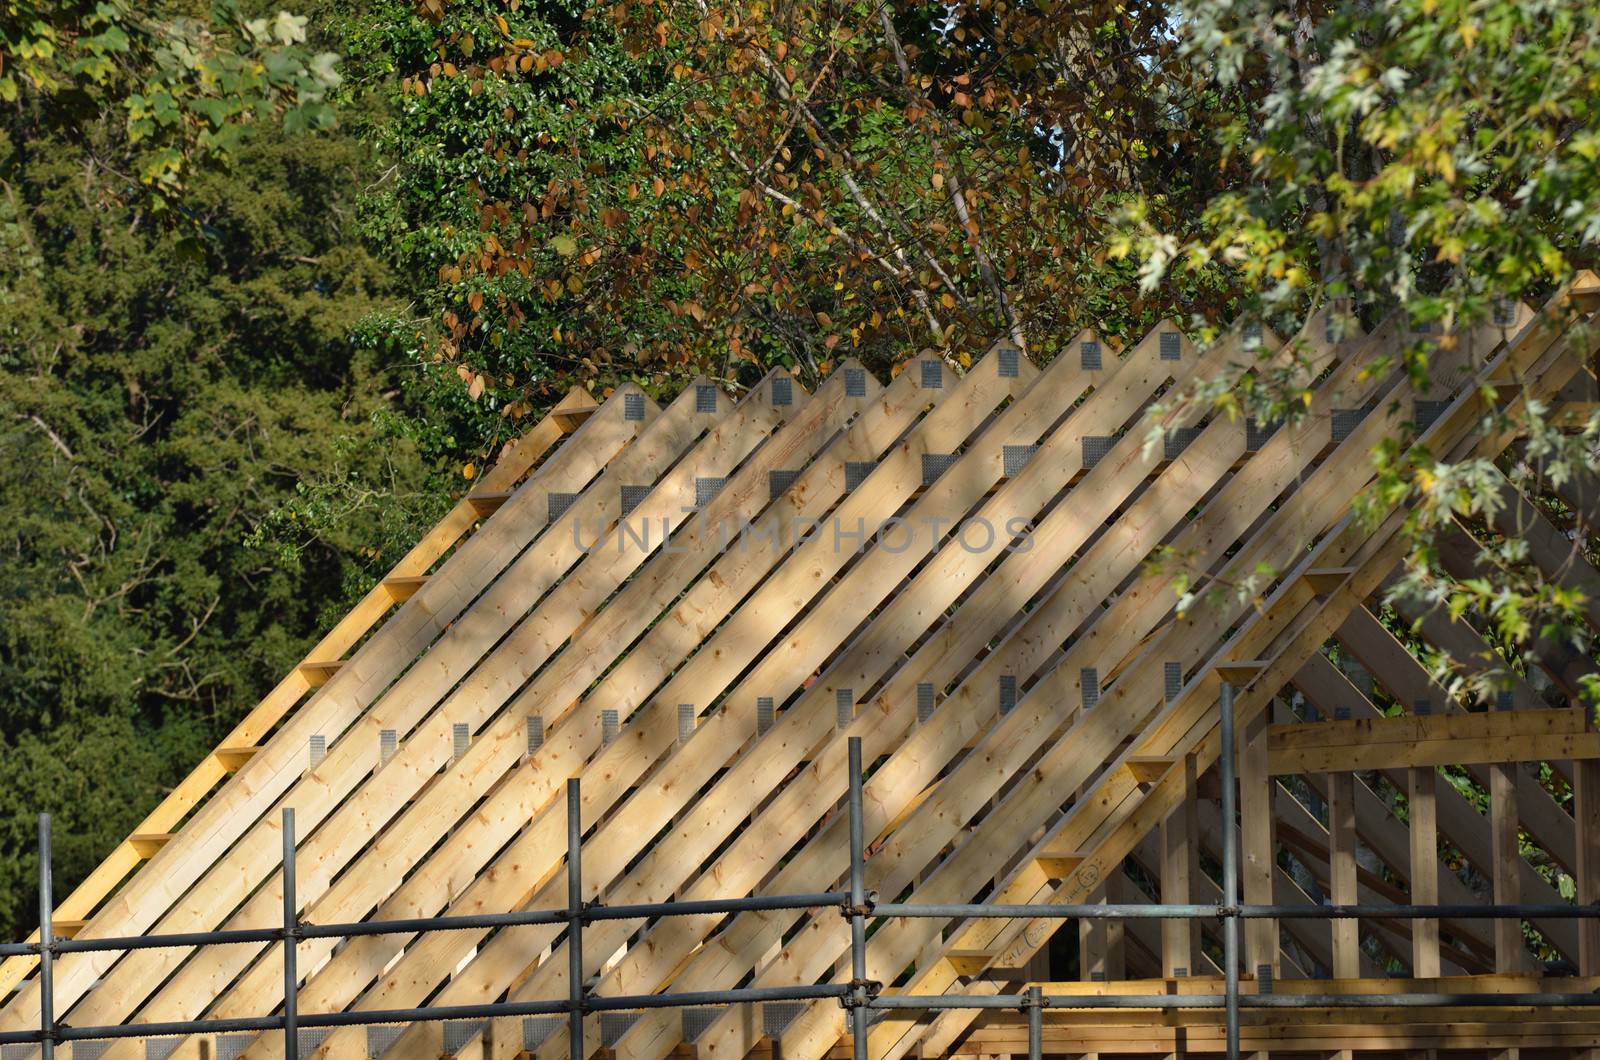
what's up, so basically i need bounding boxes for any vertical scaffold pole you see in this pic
[847,736,868,1060]
[283,808,299,1060]
[1219,683,1240,1060]
[568,778,585,1060]
[1026,985,1042,1060]
[38,814,55,1060]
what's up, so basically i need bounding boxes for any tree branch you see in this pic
[694,0,976,329]
[713,137,946,342]
[877,6,1026,351]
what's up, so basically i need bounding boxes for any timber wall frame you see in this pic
[5,276,1600,1060]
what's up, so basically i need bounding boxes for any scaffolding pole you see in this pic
[847,735,870,1060]
[1219,681,1240,1060]
[37,814,54,1060]
[282,808,299,1060]
[568,777,584,1060]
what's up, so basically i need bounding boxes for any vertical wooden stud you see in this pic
[1160,754,1199,977]
[1241,712,1277,978]
[1104,875,1126,982]
[1491,761,1524,972]
[1408,763,1441,978]
[1080,881,1107,982]
[1577,754,1600,976]
[1328,771,1359,978]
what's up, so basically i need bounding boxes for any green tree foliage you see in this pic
[1113,0,1600,700]
[1122,0,1600,335]
[3,0,342,191]
[0,0,451,938]
[357,0,1239,430]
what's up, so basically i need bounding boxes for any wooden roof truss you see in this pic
[4,276,1600,1058]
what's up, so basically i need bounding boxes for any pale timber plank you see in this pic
[42,383,683,1039]
[1328,770,1360,978]
[1491,759,1526,972]
[1160,754,1199,977]
[1411,756,1442,978]
[664,314,1406,1060]
[586,324,1267,1060]
[1578,754,1600,975]
[1273,730,1600,772]
[276,359,951,1060]
[1240,713,1278,977]
[378,346,1047,1060]
[180,368,866,1060]
[120,373,813,1055]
